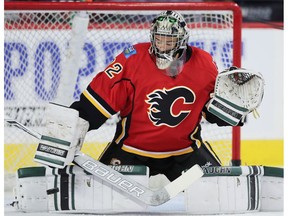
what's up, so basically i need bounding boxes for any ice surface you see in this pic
[4,192,284,216]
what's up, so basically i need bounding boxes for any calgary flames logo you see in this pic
[145,87,195,127]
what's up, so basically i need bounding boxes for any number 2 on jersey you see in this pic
[104,63,123,79]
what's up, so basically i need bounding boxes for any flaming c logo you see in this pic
[145,87,195,127]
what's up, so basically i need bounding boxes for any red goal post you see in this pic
[4,1,242,177]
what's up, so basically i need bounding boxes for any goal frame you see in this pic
[4,1,242,166]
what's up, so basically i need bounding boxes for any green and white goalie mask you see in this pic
[149,10,189,77]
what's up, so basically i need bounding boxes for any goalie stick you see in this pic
[5,119,204,206]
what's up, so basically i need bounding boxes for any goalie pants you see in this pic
[99,141,221,182]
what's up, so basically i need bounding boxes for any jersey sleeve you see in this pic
[70,46,136,130]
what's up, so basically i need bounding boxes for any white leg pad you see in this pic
[185,166,283,214]
[13,167,49,212]
[186,176,259,214]
[13,165,149,213]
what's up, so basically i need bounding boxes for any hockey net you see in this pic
[4,2,242,189]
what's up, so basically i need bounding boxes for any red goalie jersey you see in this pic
[71,43,221,158]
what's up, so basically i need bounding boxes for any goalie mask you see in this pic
[149,10,189,76]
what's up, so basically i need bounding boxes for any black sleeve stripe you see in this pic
[85,85,117,118]
[75,96,111,130]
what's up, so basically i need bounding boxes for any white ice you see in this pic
[4,191,284,216]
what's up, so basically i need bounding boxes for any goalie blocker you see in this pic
[34,103,89,168]
[207,66,264,126]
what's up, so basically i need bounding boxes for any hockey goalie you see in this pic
[9,10,279,215]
